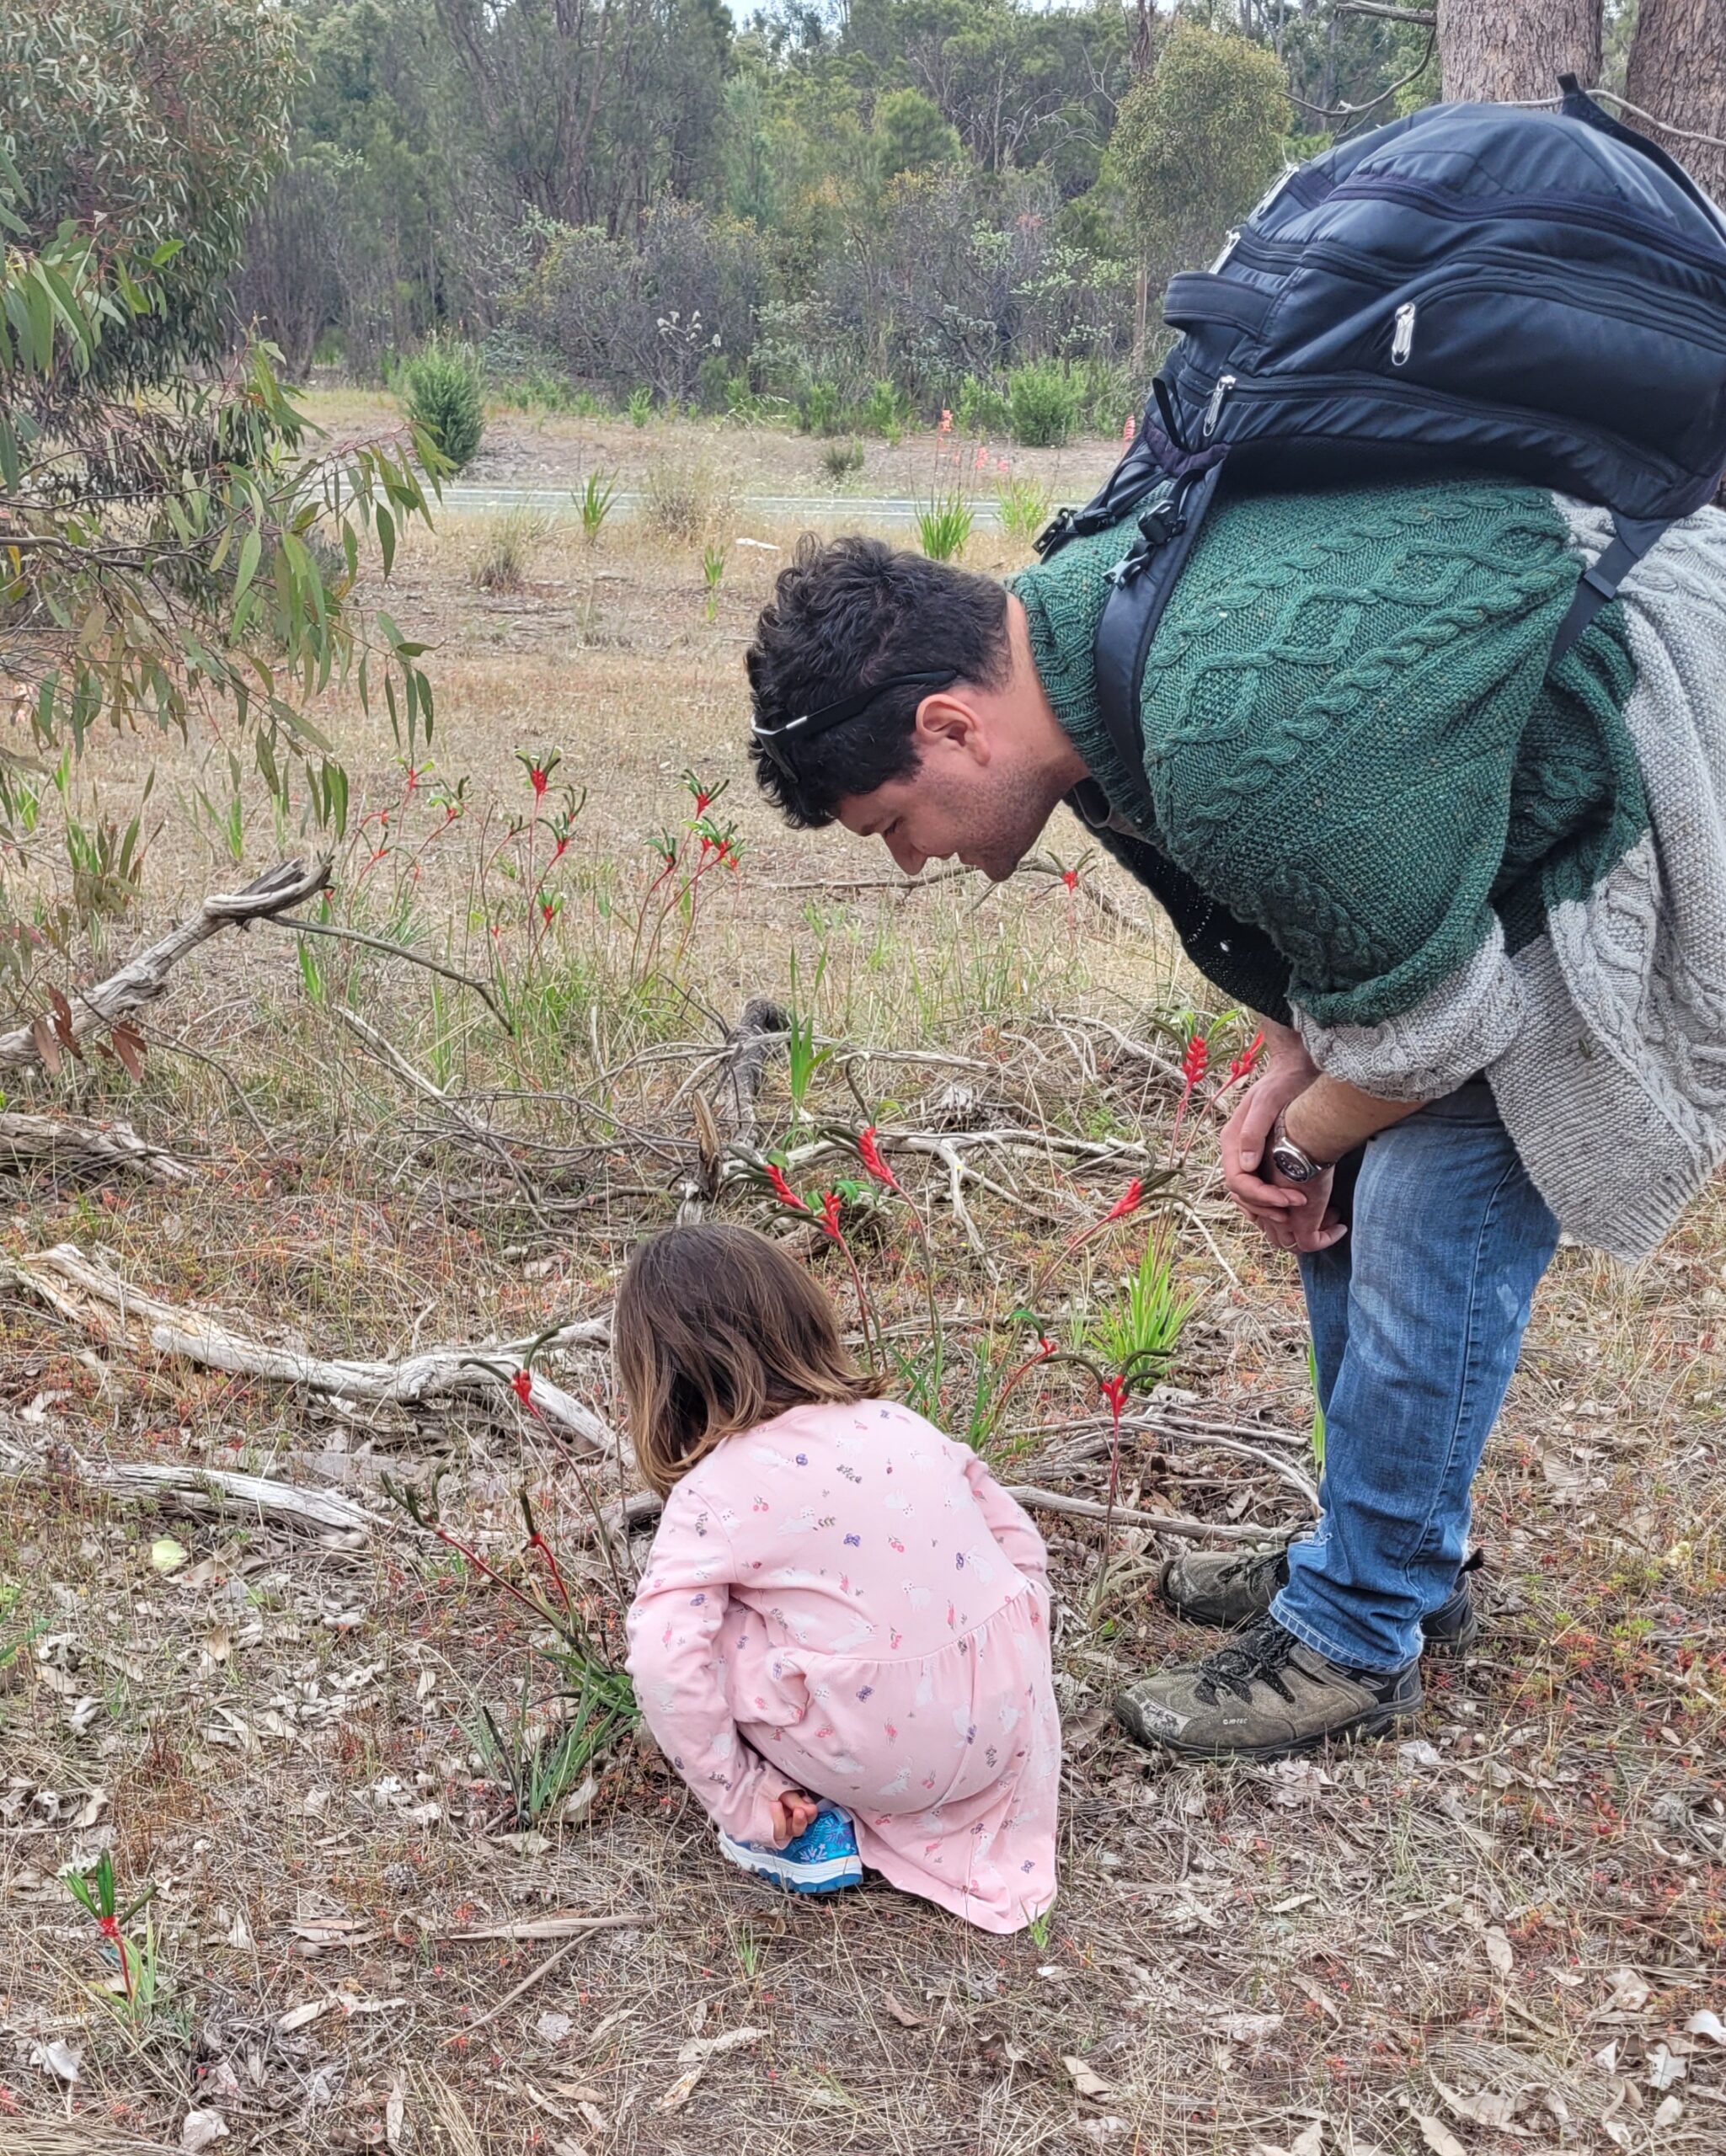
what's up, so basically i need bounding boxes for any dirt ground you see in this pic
[2,411,1723,2156]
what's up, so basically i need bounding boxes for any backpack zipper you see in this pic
[1210,227,1241,272]
[1202,374,1236,437]
[1168,364,1674,474]
[1392,302,1416,366]
[1330,174,1726,277]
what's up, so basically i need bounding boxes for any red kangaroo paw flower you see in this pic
[765,1164,810,1212]
[857,1126,900,1191]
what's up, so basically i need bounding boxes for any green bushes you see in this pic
[1007,360,1079,447]
[401,336,485,471]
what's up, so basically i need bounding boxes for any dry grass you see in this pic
[2,419,1723,2156]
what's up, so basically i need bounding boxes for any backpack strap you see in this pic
[1548,511,1672,665]
[1091,461,1228,814]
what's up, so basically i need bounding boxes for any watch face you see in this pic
[1271,1144,1318,1184]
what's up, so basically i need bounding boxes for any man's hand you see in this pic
[767,1791,820,1846]
[1260,1160,1348,1255]
[1220,1023,1318,1235]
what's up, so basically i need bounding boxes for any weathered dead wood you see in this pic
[0,1433,382,1536]
[711,995,789,1145]
[0,1110,193,1184]
[3,1242,626,1463]
[0,857,331,1074]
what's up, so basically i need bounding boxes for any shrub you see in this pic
[401,337,486,472]
[958,374,1012,437]
[820,437,866,480]
[1007,360,1078,448]
[472,505,553,593]
[995,476,1052,552]
[861,377,911,442]
[642,456,729,544]
[799,380,843,435]
[628,386,654,427]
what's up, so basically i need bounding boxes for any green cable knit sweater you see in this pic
[1012,479,1648,1032]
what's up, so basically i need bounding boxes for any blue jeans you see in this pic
[1271,1081,1559,1673]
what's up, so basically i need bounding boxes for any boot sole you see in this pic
[1114,1691,1423,1763]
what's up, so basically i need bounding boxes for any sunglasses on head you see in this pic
[750,669,959,782]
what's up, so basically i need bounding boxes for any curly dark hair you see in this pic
[745,534,1013,826]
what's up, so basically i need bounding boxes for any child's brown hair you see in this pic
[614,1223,874,1497]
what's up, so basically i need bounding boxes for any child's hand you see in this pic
[768,1791,820,1846]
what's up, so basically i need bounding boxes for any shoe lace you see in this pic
[1193,1615,1301,1706]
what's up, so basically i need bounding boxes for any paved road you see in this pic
[443,484,1007,527]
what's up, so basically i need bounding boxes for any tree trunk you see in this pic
[1626,0,1726,206]
[1439,0,1601,104]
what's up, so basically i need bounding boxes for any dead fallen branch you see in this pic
[0,1436,382,1536]
[591,1481,1266,1546]
[0,857,331,1074]
[3,1242,625,1463]
[0,1110,194,1184]
[1006,1486,1270,1544]
[443,1914,638,1943]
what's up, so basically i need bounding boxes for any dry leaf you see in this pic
[111,1020,147,1081]
[537,2012,573,2043]
[1686,2009,1724,2047]
[48,986,77,1050]
[385,2076,406,2152]
[180,2110,229,2153]
[34,2038,82,2084]
[275,1998,333,2034]
[674,2027,763,2068]
[1647,2043,1686,2091]
[655,2065,705,2115]
[882,1991,928,2028]
[1608,1966,1650,2011]
[1415,2116,1467,2156]
[1652,2095,1684,2129]
[31,1017,61,1074]
[1431,2074,1520,2130]
[1290,2122,1323,2156]
[1062,2056,1113,2101]
[1213,2011,1283,2041]
[1483,1926,1514,1977]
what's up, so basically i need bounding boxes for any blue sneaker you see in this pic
[717,1805,864,1894]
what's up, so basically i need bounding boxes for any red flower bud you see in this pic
[1103,1177,1144,1224]
[857,1126,900,1191]
[1228,1029,1266,1082]
[511,1369,533,1406]
[765,1163,809,1212]
[1180,1034,1210,1091]
[819,1190,844,1241]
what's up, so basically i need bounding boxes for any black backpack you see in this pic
[1035,78,1726,804]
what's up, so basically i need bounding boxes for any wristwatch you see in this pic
[1269,1109,1327,1184]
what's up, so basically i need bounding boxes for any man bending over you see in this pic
[742,478,1726,1761]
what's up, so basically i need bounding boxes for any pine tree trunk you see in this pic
[1439,0,1601,104]
[1626,0,1726,206]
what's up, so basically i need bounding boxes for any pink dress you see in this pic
[625,1398,1061,1933]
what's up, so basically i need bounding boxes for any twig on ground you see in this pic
[1006,1485,1270,1543]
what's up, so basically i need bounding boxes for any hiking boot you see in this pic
[1114,1613,1422,1760]
[1158,1541,1483,1657]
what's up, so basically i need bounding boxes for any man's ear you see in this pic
[913,690,991,764]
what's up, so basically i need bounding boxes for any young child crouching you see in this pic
[619,1223,1060,1934]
